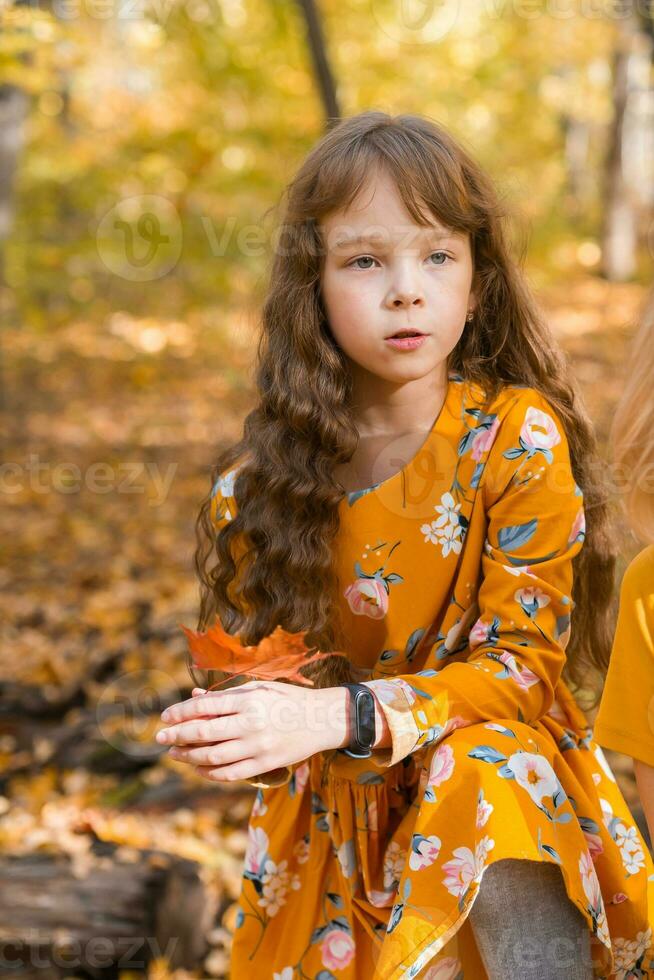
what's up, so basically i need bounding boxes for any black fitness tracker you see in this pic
[338,683,376,758]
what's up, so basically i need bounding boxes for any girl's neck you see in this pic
[334,369,451,495]
[348,361,450,437]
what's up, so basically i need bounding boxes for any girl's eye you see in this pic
[349,256,377,270]
[429,251,449,265]
[347,252,450,269]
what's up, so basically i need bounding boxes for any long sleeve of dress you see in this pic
[209,464,297,789]
[362,389,587,769]
[593,546,654,767]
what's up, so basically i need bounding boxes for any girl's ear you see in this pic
[469,273,479,308]
[467,283,479,319]
[466,290,477,321]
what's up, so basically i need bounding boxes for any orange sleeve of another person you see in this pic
[593,545,654,767]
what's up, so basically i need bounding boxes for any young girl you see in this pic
[156,112,654,978]
[592,298,654,849]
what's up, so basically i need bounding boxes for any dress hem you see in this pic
[593,723,654,769]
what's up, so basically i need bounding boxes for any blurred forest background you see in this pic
[1,0,654,976]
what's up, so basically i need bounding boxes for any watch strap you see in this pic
[338,682,376,758]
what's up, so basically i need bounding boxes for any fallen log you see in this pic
[0,839,213,977]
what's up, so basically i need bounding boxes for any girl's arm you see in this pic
[361,389,586,768]
[634,760,654,851]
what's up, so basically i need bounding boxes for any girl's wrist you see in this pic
[311,685,391,753]
[313,686,350,752]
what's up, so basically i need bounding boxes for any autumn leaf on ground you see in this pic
[179,618,348,687]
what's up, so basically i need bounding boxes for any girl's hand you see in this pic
[156,680,350,782]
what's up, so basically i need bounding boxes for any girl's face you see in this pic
[319,169,476,389]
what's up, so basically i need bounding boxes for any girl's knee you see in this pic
[469,858,593,979]
[473,857,568,912]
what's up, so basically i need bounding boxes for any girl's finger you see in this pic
[195,762,254,783]
[168,738,246,767]
[157,714,241,746]
[160,690,243,725]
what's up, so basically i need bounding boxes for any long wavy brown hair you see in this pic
[193,110,616,707]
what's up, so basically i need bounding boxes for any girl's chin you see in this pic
[346,350,446,383]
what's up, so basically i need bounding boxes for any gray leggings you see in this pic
[468,858,594,979]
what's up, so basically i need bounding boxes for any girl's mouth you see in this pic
[385,331,427,351]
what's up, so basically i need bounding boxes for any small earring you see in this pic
[466,310,474,322]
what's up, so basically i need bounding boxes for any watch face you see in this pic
[354,689,375,749]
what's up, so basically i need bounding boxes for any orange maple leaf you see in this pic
[179,617,348,687]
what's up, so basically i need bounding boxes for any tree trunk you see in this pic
[295,0,340,128]
[601,10,653,280]
[0,84,30,411]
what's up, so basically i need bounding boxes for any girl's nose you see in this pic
[390,291,424,308]
[385,262,426,308]
[388,284,425,308]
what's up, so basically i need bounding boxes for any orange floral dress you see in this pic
[212,372,654,979]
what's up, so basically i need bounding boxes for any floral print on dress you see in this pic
[442,836,496,903]
[455,406,500,493]
[600,796,648,877]
[569,504,587,546]
[579,849,611,948]
[421,491,467,558]
[210,466,238,522]
[344,541,404,620]
[506,405,562,463]
[419,742,455,803]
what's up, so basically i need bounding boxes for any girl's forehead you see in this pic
[318,184,457,249]
[319,170,403,217]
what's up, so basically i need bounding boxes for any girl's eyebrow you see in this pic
[333,229,456,249]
